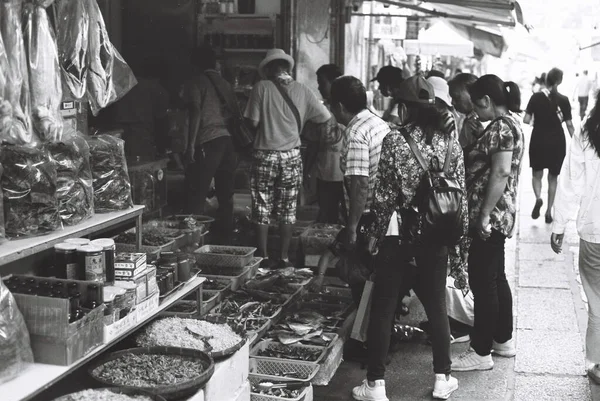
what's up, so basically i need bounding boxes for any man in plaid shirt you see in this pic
[330,76,390,247]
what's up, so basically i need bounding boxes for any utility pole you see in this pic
[366,0,375,84]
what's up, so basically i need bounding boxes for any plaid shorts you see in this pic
[251,149,302,225]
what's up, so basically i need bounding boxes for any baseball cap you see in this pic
[371,66,403,84]
[426,76,453,107]
[396,75,436,105]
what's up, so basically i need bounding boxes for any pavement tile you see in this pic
[517,288,578,331]
[515,330,585,375]
[514,374,591,401]
[518,223,554,243]
[518,243,566,262]
[518,260,570,289]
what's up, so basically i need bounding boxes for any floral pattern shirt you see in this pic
[465,112,524,238]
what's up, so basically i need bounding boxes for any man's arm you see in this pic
[347,175,369,245]
[566,120,575,137]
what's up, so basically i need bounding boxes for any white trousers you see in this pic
[580,239,600,364]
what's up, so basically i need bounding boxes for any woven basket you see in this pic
[87,346,214,400]
[249,357,320,382]
[195,245,256,268]
[52,387,167,401]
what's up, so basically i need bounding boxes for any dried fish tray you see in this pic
[251,340,327,364]
[195,245,256,268]
[249,357,320,382]
[249,376,312,401]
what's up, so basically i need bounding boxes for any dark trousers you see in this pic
[316,179,346,224]
[367,237,451,380]
[468,230,513,356]
[579,96,589,120]
[185,136,237,244]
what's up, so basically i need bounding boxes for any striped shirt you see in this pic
[340,109,390,211]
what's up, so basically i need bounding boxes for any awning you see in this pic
[404,21,474,57]
[376,1,523,28]
[449,22,507,57]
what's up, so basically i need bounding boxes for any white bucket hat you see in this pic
[258,49,295,79]
[426,76,453,107]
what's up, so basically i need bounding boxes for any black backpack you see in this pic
[400,129,465,246]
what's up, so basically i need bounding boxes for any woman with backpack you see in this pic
[351,75,467,401]
[453,75,524,372]
[524,68,575,224]
[551,91,600,384]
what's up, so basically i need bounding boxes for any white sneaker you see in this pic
[492,338,516,357]
[453,348,494,371]
[451,334,470,344]
[352,379,389,401]
[433,374,459,400]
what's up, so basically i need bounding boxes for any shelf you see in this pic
[201,13,276,19]
[0,206,145,267]
[1,276,206,401]
[223,48,269,53]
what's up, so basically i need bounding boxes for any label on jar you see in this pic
[85,254,105,282]
[66,263,78,280]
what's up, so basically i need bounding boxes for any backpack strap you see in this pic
[400,128,429,171]
[443,136,454,174]
[272,81,303,133]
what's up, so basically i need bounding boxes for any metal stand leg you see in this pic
[196,285,203,318]
[136,214,143,251]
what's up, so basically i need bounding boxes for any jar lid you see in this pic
[65,238,91,246]
[54,243,79,252]
[91,238,116,249]
[77,245,103,254]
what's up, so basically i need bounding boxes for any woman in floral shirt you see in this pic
[352,75,465,401]
[453,75,524,372]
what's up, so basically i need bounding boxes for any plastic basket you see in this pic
[162,300,198,318]
[248,376,312,401]
[199,266,251,291]
[115,243,162,258]
[249,358,320,382]
[246,257,264,279]
[195,245,256,268]
[250,340,327,364]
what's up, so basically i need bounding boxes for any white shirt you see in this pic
[552,127,600,243]
[577,76,593,98]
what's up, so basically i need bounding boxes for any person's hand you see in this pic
[476,214,492,240]
[185,147,195,165]
[466,118,484,138]
[550,233,564,254]
[309,275,325,293]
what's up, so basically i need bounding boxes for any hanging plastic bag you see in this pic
[56,0,89,100]
[0,0,34,145]
[87,134,133,213]
[0,143,61,238]
[0,278,34,384]
[24,1,64,142]
[86,0,136,116]
[46,128,94,226]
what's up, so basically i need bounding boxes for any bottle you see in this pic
[69,292,85,323]
[227,0,235,14]
[85,284,101,309]
[67,282,80,298]
[54,243,79,279]
[220,0,227,14]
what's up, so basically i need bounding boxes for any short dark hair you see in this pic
[449,73,478,91]
[427,70,445,79]
[192,45,217,71]
[546,68,563,87]
[469,74,521,113]
[330,76,367,114]
[316,64,343,82]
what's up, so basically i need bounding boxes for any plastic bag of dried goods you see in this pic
[47,128,94,226]
[87,134,133,212]
[23,1,64,142]
[0,0,35,145]
[86,0,136,116]
[0,143,61,238]
[56,0,89,99]
[0,278,34,384]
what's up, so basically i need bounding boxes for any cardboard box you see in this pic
[136,291,160,322]
[115,252,147,271]
[201,341,249,401]
[145,265,158,296]
[13,290,105,365]
[103,308,138,343]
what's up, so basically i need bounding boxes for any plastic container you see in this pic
[194,245,256,268]
[250,340,327,364]
[199,266,251,292]
[177,254,192,282]
[249,358,320,382]
[248,375,311,401]
[64,238,90,246]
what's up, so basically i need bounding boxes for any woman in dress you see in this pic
[551,91,600,384]
[524,68,575,223]
[453,75,524,372]
[351,75,466,401]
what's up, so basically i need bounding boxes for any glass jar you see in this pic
[159,252,179,282]
[54,243,79,279]
[78,245,104,282]
[91,238,116,283]
[85,284,101,309]
[69,292,85,323]
[177,254,192,282]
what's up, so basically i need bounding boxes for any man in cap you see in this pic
[244,49,330,268]
[371,66,404,124]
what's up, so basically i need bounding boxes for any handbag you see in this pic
[205,73,254,151]
[273,81,303,133]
